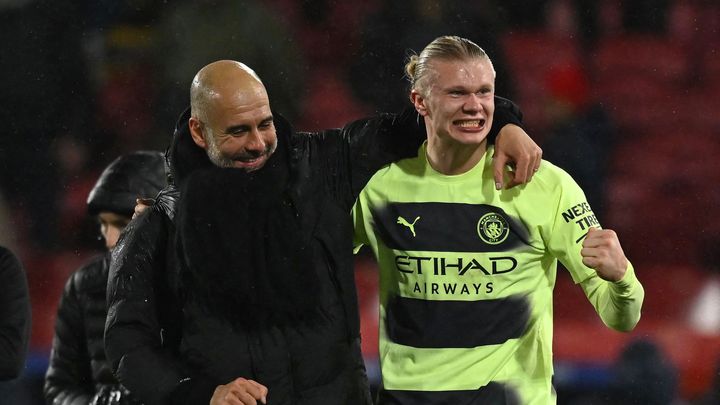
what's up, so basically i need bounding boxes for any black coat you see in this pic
[44,151,165,404]
[0,246,30,380]
[43,254,133,404]
[105,100,522,405]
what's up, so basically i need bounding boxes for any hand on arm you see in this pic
[492,124,542,189]
[210,378,268,405]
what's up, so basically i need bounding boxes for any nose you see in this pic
[104,225,122,249]
[463,94,483,113]
[244,128,266,153]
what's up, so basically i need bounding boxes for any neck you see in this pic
[426,134,487,175]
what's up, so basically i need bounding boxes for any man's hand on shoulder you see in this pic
[210,378,268,405]
[493,124,542,190]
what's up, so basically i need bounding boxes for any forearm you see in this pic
[581,262,644,332]
[106,209,187,404]
[106,296,188,404]
[44,285,94,403]
[488,96,524,144]
[112,344,192,405]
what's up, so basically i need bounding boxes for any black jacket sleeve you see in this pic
[306,95,524,209]
[105,188,189,405]
[0,246,31,380]
[44,269,94,404]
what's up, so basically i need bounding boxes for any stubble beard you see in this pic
[204,129,237,169]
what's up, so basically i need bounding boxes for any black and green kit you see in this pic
[353,144,644,404]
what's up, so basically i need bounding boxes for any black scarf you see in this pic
[175,131,320,328]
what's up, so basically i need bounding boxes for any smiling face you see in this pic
[198,93,277,171]
[411,57,495,148]
[189,61,278,171]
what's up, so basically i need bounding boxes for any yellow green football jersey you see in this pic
[352,143,643,405]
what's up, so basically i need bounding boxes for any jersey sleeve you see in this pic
[543,168,599,284]
[579,262,644,331]
[543,167,643,331]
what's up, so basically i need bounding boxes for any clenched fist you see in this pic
[581,227,628,282]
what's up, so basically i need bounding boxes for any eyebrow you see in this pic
[444,85,493,93]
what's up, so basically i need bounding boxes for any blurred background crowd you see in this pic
[0,0,719,403]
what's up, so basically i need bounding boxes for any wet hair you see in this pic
[404,35,494,96]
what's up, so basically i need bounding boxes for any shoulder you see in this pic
[68,254,109,293]
[523,159,580,194]
[359,154,422,199]
[0,246,21,274]
[291,127,342,150]
[0,247,24,287]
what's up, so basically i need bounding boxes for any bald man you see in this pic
[105,60,540,405]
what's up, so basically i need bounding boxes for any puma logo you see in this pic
[397,216,420,237]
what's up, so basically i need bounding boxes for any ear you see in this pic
[410,90,428,117]
[188,117,208,149]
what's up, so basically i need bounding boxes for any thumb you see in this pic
[583,226,600,244]
[492,152,508,190]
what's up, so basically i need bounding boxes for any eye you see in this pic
[228,127,249,137]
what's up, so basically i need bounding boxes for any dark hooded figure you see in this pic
[44,151,166,405]
[104,60,533,405]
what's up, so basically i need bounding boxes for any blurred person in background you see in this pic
[352,35,644,404]
[0,246,31,380]
[609,339,678,405]
[104,60,540,405]
[541,63,614,219]
[350,0,515,114]
[44,151,166,405]
[153,0,305,130]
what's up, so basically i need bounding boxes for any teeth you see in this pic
[458,120,481,127]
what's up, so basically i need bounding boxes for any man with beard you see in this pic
[105,60,541,405]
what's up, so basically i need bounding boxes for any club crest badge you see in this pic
[477,212,509,245]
